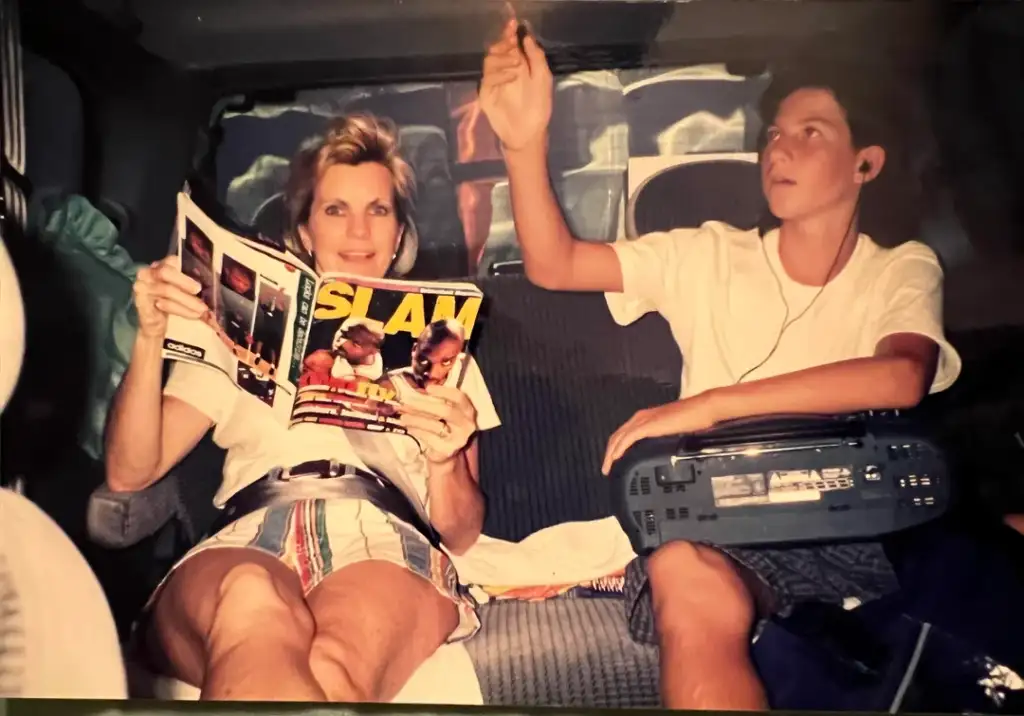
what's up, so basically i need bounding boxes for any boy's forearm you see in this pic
[503,136,577,289]
[427,454,485,555]
[707,355,931,425]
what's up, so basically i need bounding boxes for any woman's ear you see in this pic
[297,223,314,256]
[855,145,886,184]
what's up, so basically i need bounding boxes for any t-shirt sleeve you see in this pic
[604,227,703,326]
[456,355,501,432]
[163,361,238,424]
[871,242,962,394]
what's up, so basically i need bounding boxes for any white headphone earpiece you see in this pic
[389,221,419,276]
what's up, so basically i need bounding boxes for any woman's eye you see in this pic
[325,205,344,217]
[804,126,821,138]
[371,205,391,216]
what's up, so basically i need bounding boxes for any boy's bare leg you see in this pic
[648,541,768,710]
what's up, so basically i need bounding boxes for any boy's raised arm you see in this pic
[480,18,622,293]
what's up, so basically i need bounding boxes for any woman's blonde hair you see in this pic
[283,113,418,274]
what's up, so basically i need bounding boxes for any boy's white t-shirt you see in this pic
[162,355,501,511]
[606,221,962,399]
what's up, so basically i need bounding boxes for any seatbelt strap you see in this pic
[0,0,27,233]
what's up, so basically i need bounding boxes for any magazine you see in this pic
[164,192,489,436]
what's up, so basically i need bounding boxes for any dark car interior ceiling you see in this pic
[72,0,942,83]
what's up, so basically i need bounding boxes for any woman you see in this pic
[104,114,500,702]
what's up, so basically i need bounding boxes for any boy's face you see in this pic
[760,87,867,222]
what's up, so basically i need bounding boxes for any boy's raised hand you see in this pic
[479,17,553,153]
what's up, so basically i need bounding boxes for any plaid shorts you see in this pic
[624,540,900,645]
[150,497,480,642]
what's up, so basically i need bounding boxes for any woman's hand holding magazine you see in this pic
[132,255,207,339]
[398,384,478,463]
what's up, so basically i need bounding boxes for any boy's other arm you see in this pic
[708,332,939,423]
[602,336,938,473]
[504,141,623,293]
[710,243,959,421]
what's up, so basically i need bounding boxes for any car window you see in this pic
[213,64,770,279]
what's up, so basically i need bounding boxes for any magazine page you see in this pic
[290,273,489,436]
[163,192,317,422]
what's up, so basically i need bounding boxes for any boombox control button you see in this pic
[656,463,695,485]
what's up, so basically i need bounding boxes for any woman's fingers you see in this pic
[399,411,447,435]
[152,260,203,295]
[146,280,209,315]
[398,397,449,422]
[423,384,477,422]
[153,297,207,320]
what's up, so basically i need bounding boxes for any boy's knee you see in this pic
[648,541,756,640]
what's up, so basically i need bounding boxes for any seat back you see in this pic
[2,17,97,495]
[473,274,679,542]
[22,51,85,202]
[626,154,764,237]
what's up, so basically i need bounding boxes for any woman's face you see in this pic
[299,161,402,277]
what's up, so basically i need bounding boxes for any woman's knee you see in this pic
[207,562,315,650]
[308,629,373,701]
[148,550,313,685]
[305,561,459,702]
[647,541,756,639]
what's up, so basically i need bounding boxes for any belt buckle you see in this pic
[327,459,342,478]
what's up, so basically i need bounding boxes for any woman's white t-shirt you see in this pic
[163,353,501,510]
[605,221,962,399]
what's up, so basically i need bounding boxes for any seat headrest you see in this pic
[627,157,764,238]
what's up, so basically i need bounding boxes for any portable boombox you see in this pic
[610,410,951,554]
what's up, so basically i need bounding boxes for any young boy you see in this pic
[479,19,962,710]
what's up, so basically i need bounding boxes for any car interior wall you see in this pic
[19,0,218,264]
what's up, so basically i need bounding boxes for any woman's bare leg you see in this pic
[306,560,459,702]
[146,547,327,701]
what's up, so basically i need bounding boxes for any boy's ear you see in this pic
[855,145,886,184]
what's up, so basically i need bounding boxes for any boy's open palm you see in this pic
[479,18,553,152]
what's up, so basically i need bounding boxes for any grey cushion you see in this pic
[468,598,660,708]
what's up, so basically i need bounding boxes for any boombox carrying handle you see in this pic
[676,412,874,454]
